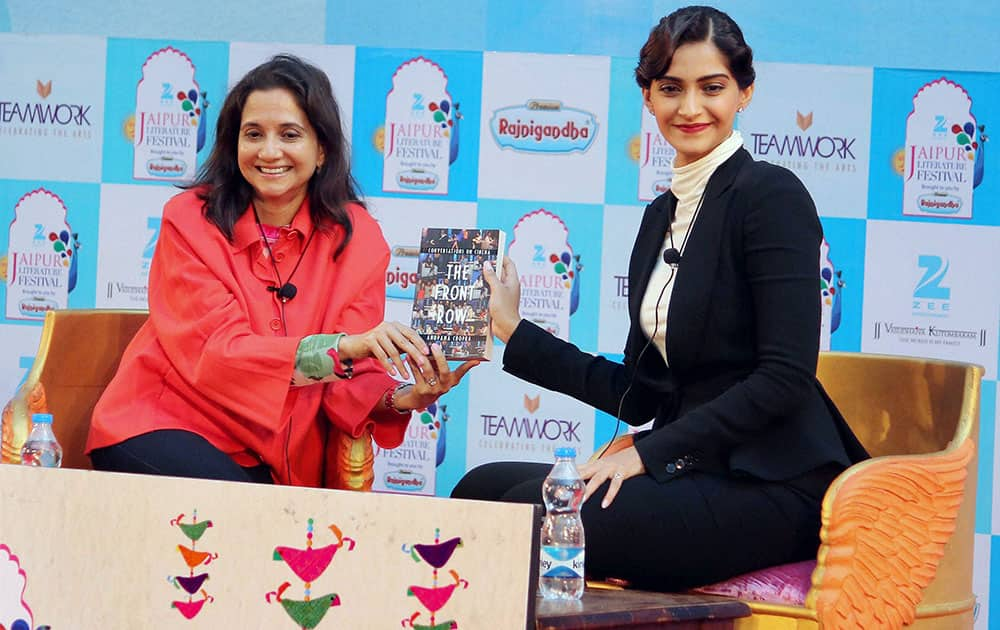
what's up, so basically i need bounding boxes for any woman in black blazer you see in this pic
[451,6,868,591]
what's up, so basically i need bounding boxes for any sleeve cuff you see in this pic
[633,430,701,483]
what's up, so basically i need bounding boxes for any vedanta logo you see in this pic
[490,100,598,154]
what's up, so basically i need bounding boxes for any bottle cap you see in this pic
[31,413,53,424]
[554,447,576,459]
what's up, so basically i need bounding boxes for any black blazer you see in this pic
[503,148,868,483]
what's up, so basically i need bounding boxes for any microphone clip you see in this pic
[662,247,681,267]
[267,283,298,302]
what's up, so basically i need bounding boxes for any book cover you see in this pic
[410,227,506,360]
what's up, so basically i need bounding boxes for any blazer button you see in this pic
[269,318,282,331]
[665,463,677,474]
[286,232,297,240]
[274,251,285,262]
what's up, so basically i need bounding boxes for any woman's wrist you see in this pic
[383,382,414,414]
[493,315,522,344]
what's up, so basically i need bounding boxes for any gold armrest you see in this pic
[1,381,50,464]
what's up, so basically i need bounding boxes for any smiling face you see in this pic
[642,39,753,167]
[237,88,325,224]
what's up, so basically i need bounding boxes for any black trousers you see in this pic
[90,429,273,484]
[450,461,840,592]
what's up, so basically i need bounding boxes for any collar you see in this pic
[670,130,744,205]
[231,197,313,252]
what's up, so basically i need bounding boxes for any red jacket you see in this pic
[87,190,407,486]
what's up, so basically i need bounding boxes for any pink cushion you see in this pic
[690,560,816,606]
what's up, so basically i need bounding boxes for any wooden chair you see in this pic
[1,309,148,469]
[592,352,983,630]
[1,309,377,491]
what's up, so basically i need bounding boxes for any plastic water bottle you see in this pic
[20,413,63,468]
[539,447,585,600]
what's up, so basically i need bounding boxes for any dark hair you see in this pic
[635,6,755,90]
[189,54,359,256]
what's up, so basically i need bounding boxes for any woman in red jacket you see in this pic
[87,55,476,485]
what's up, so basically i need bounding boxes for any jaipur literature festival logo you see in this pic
[5,189,77,321]
[382,57,458,195]
[903,78,979,219]
[489,99,597,154]
[637,107,677,201]
[132,47,205,182]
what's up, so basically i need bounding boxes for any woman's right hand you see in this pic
[482,256,523,344]
[338,322,430,380]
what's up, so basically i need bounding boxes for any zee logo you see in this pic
[912,255,951,317]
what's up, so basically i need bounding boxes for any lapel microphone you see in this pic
[267,283,298,302]
[662,247,681,266]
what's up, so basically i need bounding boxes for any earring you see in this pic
[737,106,745,113]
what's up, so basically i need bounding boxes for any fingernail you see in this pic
[601,500,609,509]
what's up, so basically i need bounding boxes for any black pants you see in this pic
[451,461,840,591]
[90,429,273,484]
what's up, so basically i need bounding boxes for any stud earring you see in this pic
[737,106,745,113]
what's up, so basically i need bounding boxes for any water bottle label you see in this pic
[540,546,584,579]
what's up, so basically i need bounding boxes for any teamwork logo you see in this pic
[490,100,597,154]
[912,254,951,317]
[735,64,872,218]
[0,78,93,134]
[748,111,858,162]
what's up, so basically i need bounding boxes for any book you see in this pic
[410,227,506,360]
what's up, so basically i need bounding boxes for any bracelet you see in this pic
[383,383,412,416]
[326,333,353,379]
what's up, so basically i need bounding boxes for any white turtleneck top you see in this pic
[639,130,744,365]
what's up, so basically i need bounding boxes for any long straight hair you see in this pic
[188,54,360,257]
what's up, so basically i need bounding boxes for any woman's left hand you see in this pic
[393,343,480,411]
[577,446,646,509]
